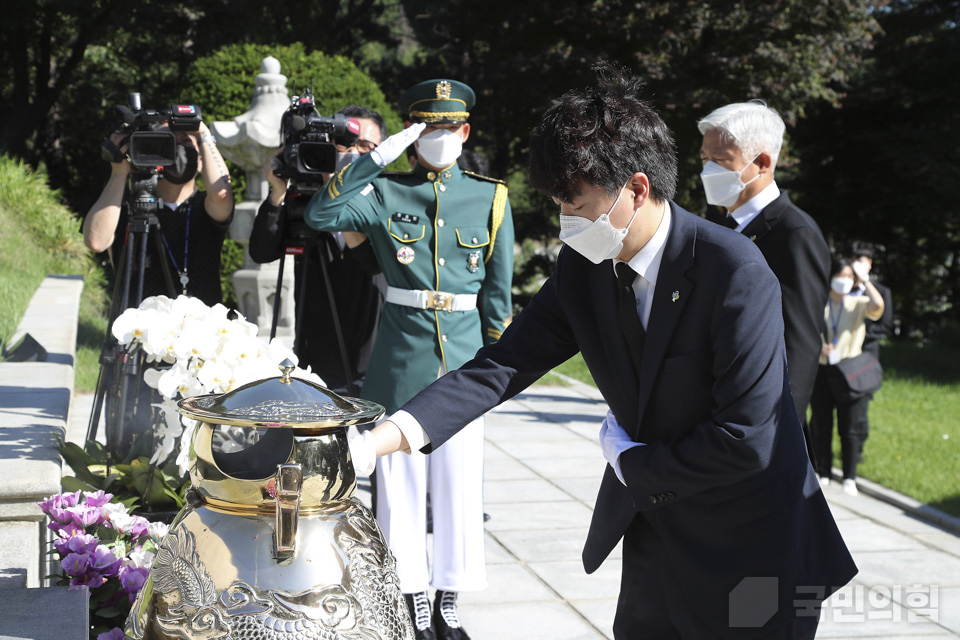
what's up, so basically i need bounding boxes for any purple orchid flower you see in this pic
[82,490,113,508]
[97,628,124,640]
[91,546,123,578]
[69,504,103,529]
[119,565,150,602]
[68,570,105,590]
[54,532,99,557]
[61,552,92,577]
[60,490,82,508]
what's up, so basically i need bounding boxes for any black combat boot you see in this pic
[433,590,471,640]
[404,591,436,640]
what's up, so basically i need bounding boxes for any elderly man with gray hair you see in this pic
[698,100,830,467]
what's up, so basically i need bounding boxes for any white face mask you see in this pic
[700,153,761,208]
[416,129,463,167]
[336,150,360,171]
[831,277,854,295]
[558,185,638,264]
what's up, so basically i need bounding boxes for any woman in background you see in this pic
[810,257,885,496]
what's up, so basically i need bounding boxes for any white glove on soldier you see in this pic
[852,260,870,282]
[348,430,377,476]
[370,122,427,167]
[599,409,644,485]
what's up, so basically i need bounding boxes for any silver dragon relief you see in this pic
[125,503,413,639]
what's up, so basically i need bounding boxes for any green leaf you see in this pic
[60,475,97,494]
[59,442,102,486]
[94,606,121,618]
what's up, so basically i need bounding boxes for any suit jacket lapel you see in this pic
[634,203,696,439]
[741,189,788,244]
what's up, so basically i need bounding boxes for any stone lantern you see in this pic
[210,56,295,341]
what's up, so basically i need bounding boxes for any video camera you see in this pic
[276,89,360,186]
[101,93,202,172]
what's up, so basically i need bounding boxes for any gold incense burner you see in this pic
[124,362,413,639]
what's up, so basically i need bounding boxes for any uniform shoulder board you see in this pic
[464,171,506,185]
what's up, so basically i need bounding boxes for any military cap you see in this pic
[399,79,476,124]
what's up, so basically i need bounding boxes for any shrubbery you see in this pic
[181,42,407,194]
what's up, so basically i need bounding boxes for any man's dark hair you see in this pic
[529,62,677,203]
[849,240,875,261]
[337,105,387,142]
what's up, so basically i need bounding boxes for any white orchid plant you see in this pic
[62,295,323,512]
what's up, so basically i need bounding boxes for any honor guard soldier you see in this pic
[305,79,514,640]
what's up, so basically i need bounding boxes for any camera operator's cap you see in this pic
[399,79,475,124]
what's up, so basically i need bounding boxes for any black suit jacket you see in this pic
[249,199,386,391]
[739,190,830,419]
[403,204,855,636]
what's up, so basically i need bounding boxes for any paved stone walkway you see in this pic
[67,380,960,639]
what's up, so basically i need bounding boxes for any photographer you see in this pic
[249,105,387,393]
[82,118,235,306]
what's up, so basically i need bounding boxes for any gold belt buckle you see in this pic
[425,291,454,311]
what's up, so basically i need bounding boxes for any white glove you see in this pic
[370,122,426,167]
[852,259,870,282]
[348,430,377,477]
[599,410,643,485]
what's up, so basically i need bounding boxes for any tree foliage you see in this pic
[0,0,399,211]
[6,0,959,332]
[792,0,960,335]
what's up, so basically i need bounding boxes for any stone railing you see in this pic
[0,275,89,638]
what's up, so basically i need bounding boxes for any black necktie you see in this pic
[723,215,739,230]
[616,262,646,372]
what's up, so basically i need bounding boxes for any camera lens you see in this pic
[298,142,336,174]
[129,131,177,167]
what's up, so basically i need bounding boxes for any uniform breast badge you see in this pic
[466,251,481,273]
[397,246,416,265]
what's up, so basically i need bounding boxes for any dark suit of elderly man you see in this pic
[698,101,831,467]
[352,64,857,640]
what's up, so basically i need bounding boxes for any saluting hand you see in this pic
[371,122,427,167]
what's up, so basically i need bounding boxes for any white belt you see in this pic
[386,286,477,312]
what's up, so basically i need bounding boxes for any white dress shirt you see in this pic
[613,203,672,330]
[728,181,780,232]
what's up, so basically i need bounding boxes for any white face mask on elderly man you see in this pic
[558,184,639,264]
[700,154,761,208]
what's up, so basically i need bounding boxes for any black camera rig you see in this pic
[276,89,360,185]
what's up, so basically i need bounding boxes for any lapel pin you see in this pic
[671,291,680,302]
[750,235,757,242]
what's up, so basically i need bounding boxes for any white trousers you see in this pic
[375,416,486,593]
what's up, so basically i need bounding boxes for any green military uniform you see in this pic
[303,130,513,414]
[304,81,512,624]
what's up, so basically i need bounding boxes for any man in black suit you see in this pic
[698,102,831,465]
[352,64,856,639]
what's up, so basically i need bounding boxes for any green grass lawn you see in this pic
[0,155,108,388]
[546,346,960,517]
[853,341,960,516]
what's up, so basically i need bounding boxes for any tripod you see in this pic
[269,195,358,397]
[86,173,178,461]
